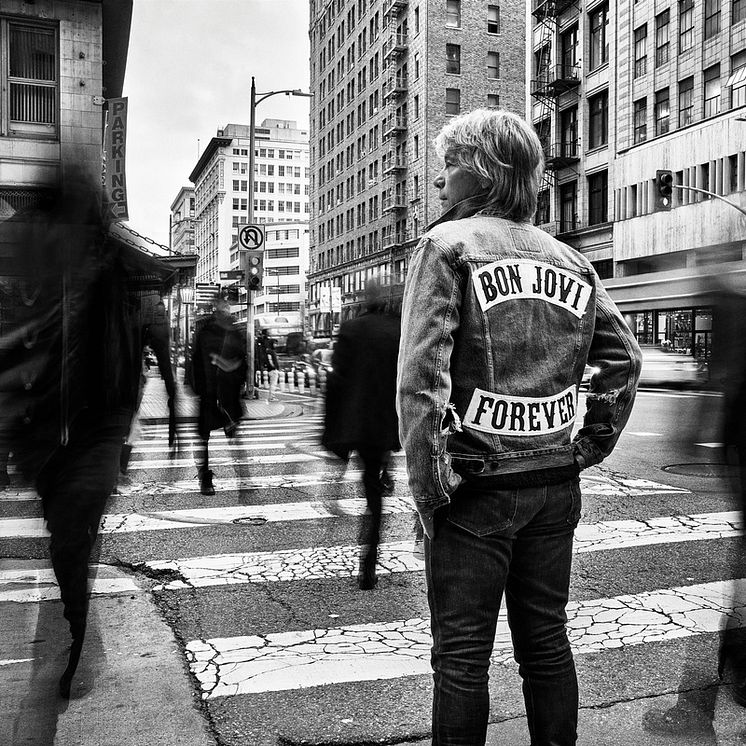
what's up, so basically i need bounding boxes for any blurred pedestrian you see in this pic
[396,109,642,744]
[191,297,247,495]
[323,279,401,590]
[142,299,177,445]
[0,171,153,697]
[265,336,281,402]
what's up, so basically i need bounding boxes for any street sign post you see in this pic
[239,224,266,251]
[220,270,245,281]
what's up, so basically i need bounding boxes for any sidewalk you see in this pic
[136,368,306,423]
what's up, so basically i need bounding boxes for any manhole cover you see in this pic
[662,463,738,478]
[232,516,268,526]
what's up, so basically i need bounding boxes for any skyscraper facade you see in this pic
[530,0,746,358]
[307,0,526,335]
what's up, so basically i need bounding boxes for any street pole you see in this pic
[242,78,312,396]
[245,76,257,397]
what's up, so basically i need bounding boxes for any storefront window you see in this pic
[633,311,655,344]
[694,309,712,360]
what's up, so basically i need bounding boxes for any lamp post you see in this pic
[244,77,312,396]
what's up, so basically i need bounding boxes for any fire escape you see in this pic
[381,0,408,256]
[530,0,581,233]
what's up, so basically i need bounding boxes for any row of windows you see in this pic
[633,59,746,144]
[254,200,307,213]
[535,170,609,233]
[445,45,500,78]
[232,179,308,192]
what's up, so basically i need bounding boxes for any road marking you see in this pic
[0,564,141,603]
[626,432,662,437]
[146,510,742,590]
[0,658,36,667]
[5,509,734,602]
[186,578,746,699]
[696,442,724,449]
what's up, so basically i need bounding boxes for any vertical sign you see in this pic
[319,286,331,313]
[104,97,129,221]
[331,286,342,313]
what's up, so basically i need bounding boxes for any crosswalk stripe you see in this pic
[144,510,741,590]
[0,565,140,603]
[186,578,746,699]
[0,494,416,538]
[7,509,735,601]
[0,470,690,510]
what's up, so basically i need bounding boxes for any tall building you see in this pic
[169,186,196,255]
[529,0,746,359]
[187,120,310,324]
[307,0,526,335]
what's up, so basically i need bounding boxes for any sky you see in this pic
[122,0,312,247]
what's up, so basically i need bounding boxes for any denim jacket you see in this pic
[396,204,642,517]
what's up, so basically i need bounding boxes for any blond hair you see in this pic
[434,109,545,222]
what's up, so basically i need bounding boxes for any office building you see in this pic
[187,120,310,324]
[529,0,746,358]
[307,0,526,335]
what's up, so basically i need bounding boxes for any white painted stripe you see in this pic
[0,494,416,538]
[148,511,742,591]
[627,432,662,437]
[0,473,690,532]
[0,565,141,603]
[0,658,35,667]
[186,578,746,699]
[696,442,724,449]
[124,453,328,469]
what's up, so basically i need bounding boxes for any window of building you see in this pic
[560,107,578,157]
[589,2,609,70]
[487,5,500,34]
[487,51,500,79]
[414,6,420,33]
[736,0,746,24]
[588,90,608,148]
[487,93,500,108]
[704,0,721,39]
[535,190,550,225]
[655,10,670,66]
[679,76,694,125]
[414,52,420,79]
[414,134,420,157]
[3,20,58,138]
[633,97,647,143]
[414,94,420,118]
[634,25,647,78]
[704,64,721,117]
[588,171,608,225]
[728,51,746,108]
[446,0,461,27]
[446,87,461,115]
[654,87,670,135]
[679,0,694,52]
[560,24,579,75]
[446,44,461,74]
[559,181,577,233]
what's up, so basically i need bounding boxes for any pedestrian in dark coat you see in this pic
[322,279,401,589]
[191,298,247,495]
[0,172,155,698]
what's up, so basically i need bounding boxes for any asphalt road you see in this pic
[3,386,746,745]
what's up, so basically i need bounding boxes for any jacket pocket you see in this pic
[446,482,518,536]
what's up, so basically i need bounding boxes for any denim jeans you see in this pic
[425,477,582,746]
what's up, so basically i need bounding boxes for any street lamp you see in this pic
[244,77,312,395]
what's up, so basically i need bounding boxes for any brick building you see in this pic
[530,0,746,358]
[307,0,526,335]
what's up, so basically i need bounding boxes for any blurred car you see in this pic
[638,345,708,389]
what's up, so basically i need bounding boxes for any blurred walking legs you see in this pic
[357,447,388,590]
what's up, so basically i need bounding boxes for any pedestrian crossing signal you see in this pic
[242,249,263,291]
[655,169,674,212]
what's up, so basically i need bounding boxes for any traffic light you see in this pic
[654,169,674,211]
[243,249,263,291]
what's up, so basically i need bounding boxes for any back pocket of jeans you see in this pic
[446,485,518,537]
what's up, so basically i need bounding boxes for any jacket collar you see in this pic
[425,191,492,231]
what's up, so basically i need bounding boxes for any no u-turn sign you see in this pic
[239,224,265,250]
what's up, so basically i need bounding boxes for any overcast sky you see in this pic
[122,0,312,247]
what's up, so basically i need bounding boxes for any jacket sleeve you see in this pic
[573,275,643,469]
[191,329,206,397]
[396,237,463,516]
